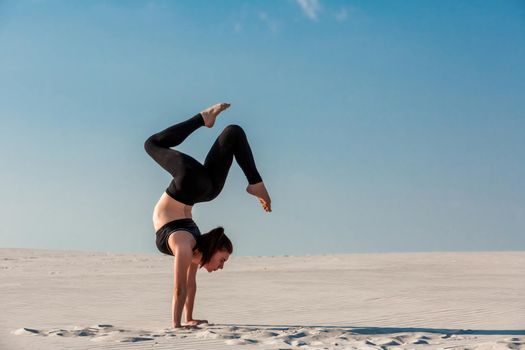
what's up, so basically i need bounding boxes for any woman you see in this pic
[144,102,271,329]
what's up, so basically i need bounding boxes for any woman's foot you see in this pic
[246,182,272,212]
[201,103,231,128]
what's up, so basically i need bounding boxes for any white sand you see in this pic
[1,248,524,350]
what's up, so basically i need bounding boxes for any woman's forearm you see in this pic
[172,288,187,327]
[184,284,197,321]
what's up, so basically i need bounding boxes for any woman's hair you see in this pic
[194,226,233,268]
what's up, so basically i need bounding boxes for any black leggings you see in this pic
[144,113,263,205]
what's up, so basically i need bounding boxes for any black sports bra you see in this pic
[155,218,201,256]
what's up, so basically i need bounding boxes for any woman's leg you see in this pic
[144,113,205,176]
[203,124,263,200]
[145,113,215,205]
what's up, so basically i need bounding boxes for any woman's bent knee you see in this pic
[144,136,157,156]
[224,124,245,135]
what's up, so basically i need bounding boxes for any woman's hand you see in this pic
[173,323,199,330]
[185,319,208,326]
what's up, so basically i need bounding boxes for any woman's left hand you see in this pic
[185,319,208,326]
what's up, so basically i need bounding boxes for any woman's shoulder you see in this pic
[168,230,197,254]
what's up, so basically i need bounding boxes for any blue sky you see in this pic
[0,0,524,256]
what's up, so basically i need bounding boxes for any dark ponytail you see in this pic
[194,226,233,268]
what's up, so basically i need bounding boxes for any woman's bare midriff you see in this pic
[153,191,193,231]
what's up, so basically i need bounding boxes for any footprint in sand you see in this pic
[251,329,279,338]
[12,328,40,335]
[119,336,154,342]
[194,329,221,339]
[225,338,257,345]
[90,331,124,342]
[500,337,525,350]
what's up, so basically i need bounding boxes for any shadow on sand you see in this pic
[216,323,525,336]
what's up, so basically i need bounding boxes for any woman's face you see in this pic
[205,250,230,273]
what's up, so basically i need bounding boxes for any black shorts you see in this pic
[155,218,201,256]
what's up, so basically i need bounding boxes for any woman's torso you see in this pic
[153,191,194,232]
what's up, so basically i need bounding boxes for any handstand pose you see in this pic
[144,103,271,329]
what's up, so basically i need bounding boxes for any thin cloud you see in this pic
[335,7,348,22]
[295,0,321,21]
[258,11,280,33]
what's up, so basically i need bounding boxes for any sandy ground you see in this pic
[1,248,524,350]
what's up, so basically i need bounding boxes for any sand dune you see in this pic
[1,248,524,349]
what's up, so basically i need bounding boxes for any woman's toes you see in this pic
[259,199,271,212]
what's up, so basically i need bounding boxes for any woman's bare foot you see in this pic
[200,103,231,128]
[246,182,272,212]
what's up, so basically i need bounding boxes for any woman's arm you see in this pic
[184,263,198,322]
[171,244,193,328]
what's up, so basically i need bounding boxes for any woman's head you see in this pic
[194,226,232,272]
